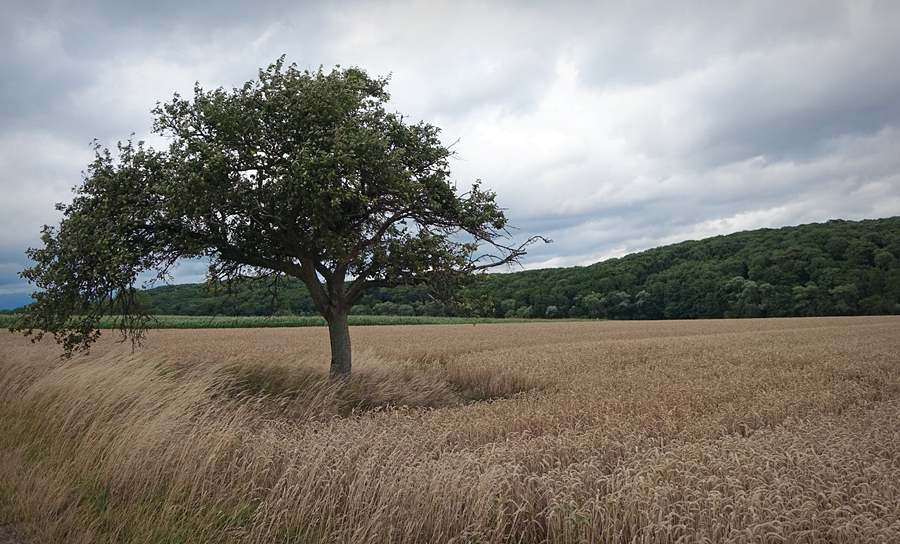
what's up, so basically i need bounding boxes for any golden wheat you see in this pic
[1,317,899,543]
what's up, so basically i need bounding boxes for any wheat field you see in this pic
[1,317,899,543]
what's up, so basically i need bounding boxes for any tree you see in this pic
[14,58,546,377]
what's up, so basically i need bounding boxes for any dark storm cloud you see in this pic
[0,0,330,138]
[2,0,899,306]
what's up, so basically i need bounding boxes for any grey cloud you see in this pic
[575,1,854,88]
[692,57,900,166]
[561,1,900,170]
[2,0,899,308]
[0,247,38,310]
[1,0,335,139]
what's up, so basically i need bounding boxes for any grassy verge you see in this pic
[1,314,540,330]
[137,315,533,328]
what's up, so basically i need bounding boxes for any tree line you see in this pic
[133,216,900,320]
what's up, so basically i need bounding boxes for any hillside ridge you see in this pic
[16,216,894,319]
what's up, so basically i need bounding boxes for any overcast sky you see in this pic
[2,0,899,309]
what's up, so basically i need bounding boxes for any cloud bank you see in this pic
[2,0,899,308]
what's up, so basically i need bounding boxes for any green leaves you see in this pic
[15,140,178,355]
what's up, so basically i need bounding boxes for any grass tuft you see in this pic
[216,352,540,422]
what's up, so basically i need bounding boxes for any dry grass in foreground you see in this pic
[1,317,899,543]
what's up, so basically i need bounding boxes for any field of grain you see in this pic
[1,317,899,543]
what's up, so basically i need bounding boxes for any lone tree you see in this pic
[15,58,545,377]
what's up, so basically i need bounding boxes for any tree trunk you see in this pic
[327,311,352,378]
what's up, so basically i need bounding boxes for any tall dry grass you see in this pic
[1,317,899,543]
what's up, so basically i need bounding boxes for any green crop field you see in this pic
[1,314,533,331]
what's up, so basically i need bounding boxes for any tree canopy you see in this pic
[15,58,544,375]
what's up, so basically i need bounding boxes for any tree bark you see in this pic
[327,311,352,378]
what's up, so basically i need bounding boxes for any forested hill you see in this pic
[470,216,900,319]
[134,217,900,319]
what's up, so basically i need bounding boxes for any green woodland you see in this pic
[472,216,900,320]
[24,216,899,320]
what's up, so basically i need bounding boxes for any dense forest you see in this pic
[107,217,900,319]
